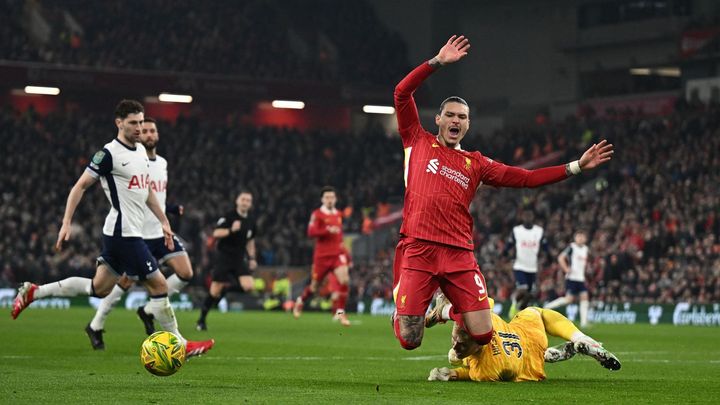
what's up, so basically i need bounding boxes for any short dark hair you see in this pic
[438,96,469,115]
[115,99,144,119]
[237,189,253,197]
[321,186,336,197]
[144,117,156,124]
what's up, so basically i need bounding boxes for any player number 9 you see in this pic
[474,274,486,296]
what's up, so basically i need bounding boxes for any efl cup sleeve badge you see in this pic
[92,150,105,164]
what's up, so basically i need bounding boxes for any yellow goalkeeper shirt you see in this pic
[453,309,548,382]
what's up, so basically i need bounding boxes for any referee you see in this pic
[196,190,257,331]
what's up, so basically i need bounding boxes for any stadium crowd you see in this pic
[1,100,718,308]
[0,0,408,86]
[467,101,720,306]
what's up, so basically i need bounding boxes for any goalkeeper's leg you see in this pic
[538,308,620,370]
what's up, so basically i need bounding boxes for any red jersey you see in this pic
[394,61,570,250]
[308,206,344,258]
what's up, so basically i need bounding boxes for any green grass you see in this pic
[1,308,719,404]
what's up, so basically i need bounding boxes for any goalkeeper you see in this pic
[426,295,621,382]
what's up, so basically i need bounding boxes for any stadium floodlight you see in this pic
[24,86,60,96]
[271,100,305,109]
[629,68,651,76]
[363,105,395,114]
[630,67,681,77]
[158,93,193,103]
[655,67,681,77]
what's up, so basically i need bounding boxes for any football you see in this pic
[140,331,186,376]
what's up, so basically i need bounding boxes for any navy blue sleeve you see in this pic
[502,232,516,257]
[86,148,112,177]
[166,203,181,215]
[541,235,550,254]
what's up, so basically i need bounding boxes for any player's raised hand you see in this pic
[162,222,175,250]
[579,140,614,170]
[435,35,470,65]
[55,223,71,251]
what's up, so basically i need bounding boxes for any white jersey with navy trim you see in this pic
[142,155,168,239]
[511,225,544,273]
[86,138,151,238]
[562,242,589,282]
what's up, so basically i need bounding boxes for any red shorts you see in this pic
[393,237,490,316]
[312,252,349,282]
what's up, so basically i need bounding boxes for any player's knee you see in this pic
[94,284,113,298]
[397,333,422,350]
[393,316,423,350]
[117,277,133,290]
[177,267,193,280]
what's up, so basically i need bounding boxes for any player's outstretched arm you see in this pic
[430,35,470,67]
[394,35,469,143]
[146,188,175,250]
[482,140,614,188]
[577,140,614,171]
[56,171,97,251]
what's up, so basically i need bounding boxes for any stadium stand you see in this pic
[1,101,718,307]
[0,0,408,86]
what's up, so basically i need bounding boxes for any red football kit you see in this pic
[393,61,570,316]
[308,206,348,282]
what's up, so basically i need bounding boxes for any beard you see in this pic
[142,140,157,150]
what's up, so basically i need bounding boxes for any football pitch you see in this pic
[1,308,718,404]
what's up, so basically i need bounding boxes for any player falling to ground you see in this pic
[391,35,613,352]
[11,100,213,356]
[426,294,620,382]
[196,191,258,331]
[504,211,549,318]
[85,117,196,350]
[545,231,592,327]
[293,186,351,326]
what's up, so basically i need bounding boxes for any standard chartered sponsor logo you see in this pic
[673,302,720,326]
[425,159,470,189]
[439,165,469,189]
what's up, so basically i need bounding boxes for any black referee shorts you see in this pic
[211,254,252,282]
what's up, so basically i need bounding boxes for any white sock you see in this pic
[580,300,589,326]
[144,296,185,344]
[441,304,453,321]
[571,331,587,342]
[571,331,598,345]
[544,296,570,310]
[36,277,92,298]
[89,285,126,331]
[166,274,189,296]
